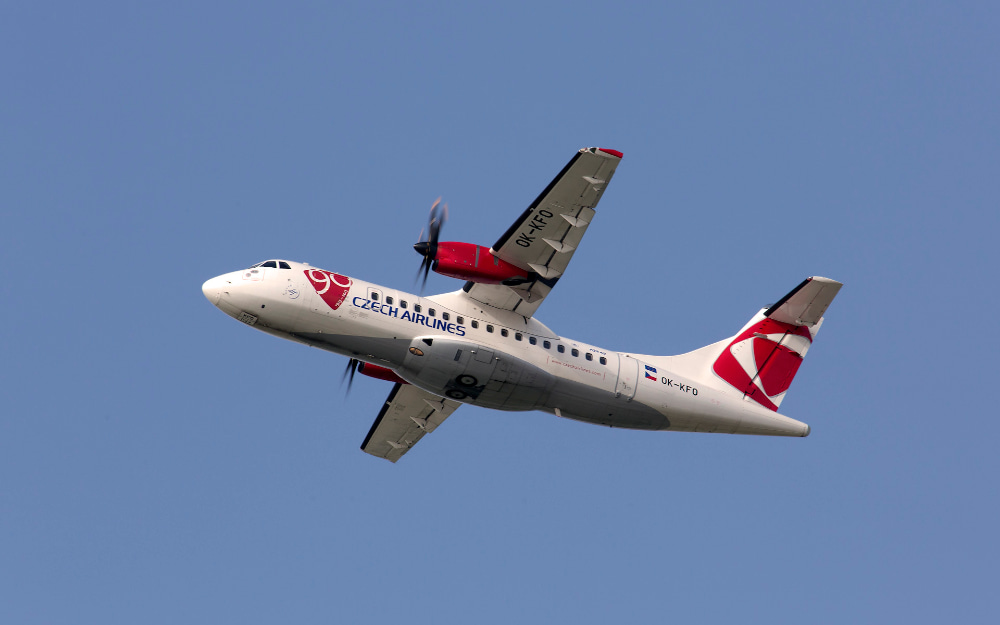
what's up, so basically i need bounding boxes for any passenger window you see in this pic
[386,296,393,305]
[371,293,379,302]
[415,304,422,313]
[401,300,407,309]
[600,357,607,365]
[515,333,522,341]
[487,325,494,333]
[529,336,537,345]
[262,260,277,268]
[457,316,464,325]
[571,348,579,357]
[543,341,551,349]
[442,312,450,321]
[585,352,593,361]
[501,329,508,337]
[429,308,436,317]
[471,320,479,329]
[557,345,565,353]
[278,261,291,269]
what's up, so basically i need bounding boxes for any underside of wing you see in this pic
[462,147,623,318]
[361,383,462,462]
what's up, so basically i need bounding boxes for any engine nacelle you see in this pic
[432,242,531,285]
[397,336,555,410]
[357,362,409,385]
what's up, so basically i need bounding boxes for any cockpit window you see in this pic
[279,261,291,269]
[261,260,278,269]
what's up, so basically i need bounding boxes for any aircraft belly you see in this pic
[545,377,669,430]
[291,332,412,364]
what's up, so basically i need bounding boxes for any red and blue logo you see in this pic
[712,317,812,411]
[644,365,658,381]
[304,268,353,311]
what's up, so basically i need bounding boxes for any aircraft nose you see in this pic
[202,275,226,305]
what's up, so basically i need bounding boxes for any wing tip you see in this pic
[597,148,624,159]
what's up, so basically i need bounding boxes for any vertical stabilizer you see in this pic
[712,277,842,411]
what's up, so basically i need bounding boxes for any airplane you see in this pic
[202,147,842,462]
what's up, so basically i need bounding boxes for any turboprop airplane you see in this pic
[202,147,842,462]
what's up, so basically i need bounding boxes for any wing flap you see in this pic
[361,383,461,462]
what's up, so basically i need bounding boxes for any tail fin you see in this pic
[712,277,842,411]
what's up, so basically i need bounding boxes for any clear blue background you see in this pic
[3,2,997,623]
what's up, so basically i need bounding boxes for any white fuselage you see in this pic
[202,261,810,437]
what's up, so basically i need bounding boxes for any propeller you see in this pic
[342,358,360,394]
[413,197,448,291]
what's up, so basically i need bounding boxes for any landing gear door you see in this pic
[615,355,639,401]
[463,347,496,384]
[473,348,494,364]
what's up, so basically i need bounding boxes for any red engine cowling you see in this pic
[358,363,409,385]
[431,242,530,285]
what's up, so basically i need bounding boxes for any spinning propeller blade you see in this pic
[413,197,447,292]
[342,358,360,394]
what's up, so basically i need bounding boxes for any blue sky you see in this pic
[2,2,998,623]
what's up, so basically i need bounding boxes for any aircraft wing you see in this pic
[361,383,461,462]
[462,147,623,318]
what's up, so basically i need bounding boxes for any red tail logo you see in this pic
[713,318,813,411]
[304,269,352,311]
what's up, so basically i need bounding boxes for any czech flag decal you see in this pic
[644,365,658,381]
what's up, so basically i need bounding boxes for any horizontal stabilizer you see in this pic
[765,277,843,327]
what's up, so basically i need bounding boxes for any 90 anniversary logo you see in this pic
[303,269,353,310]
